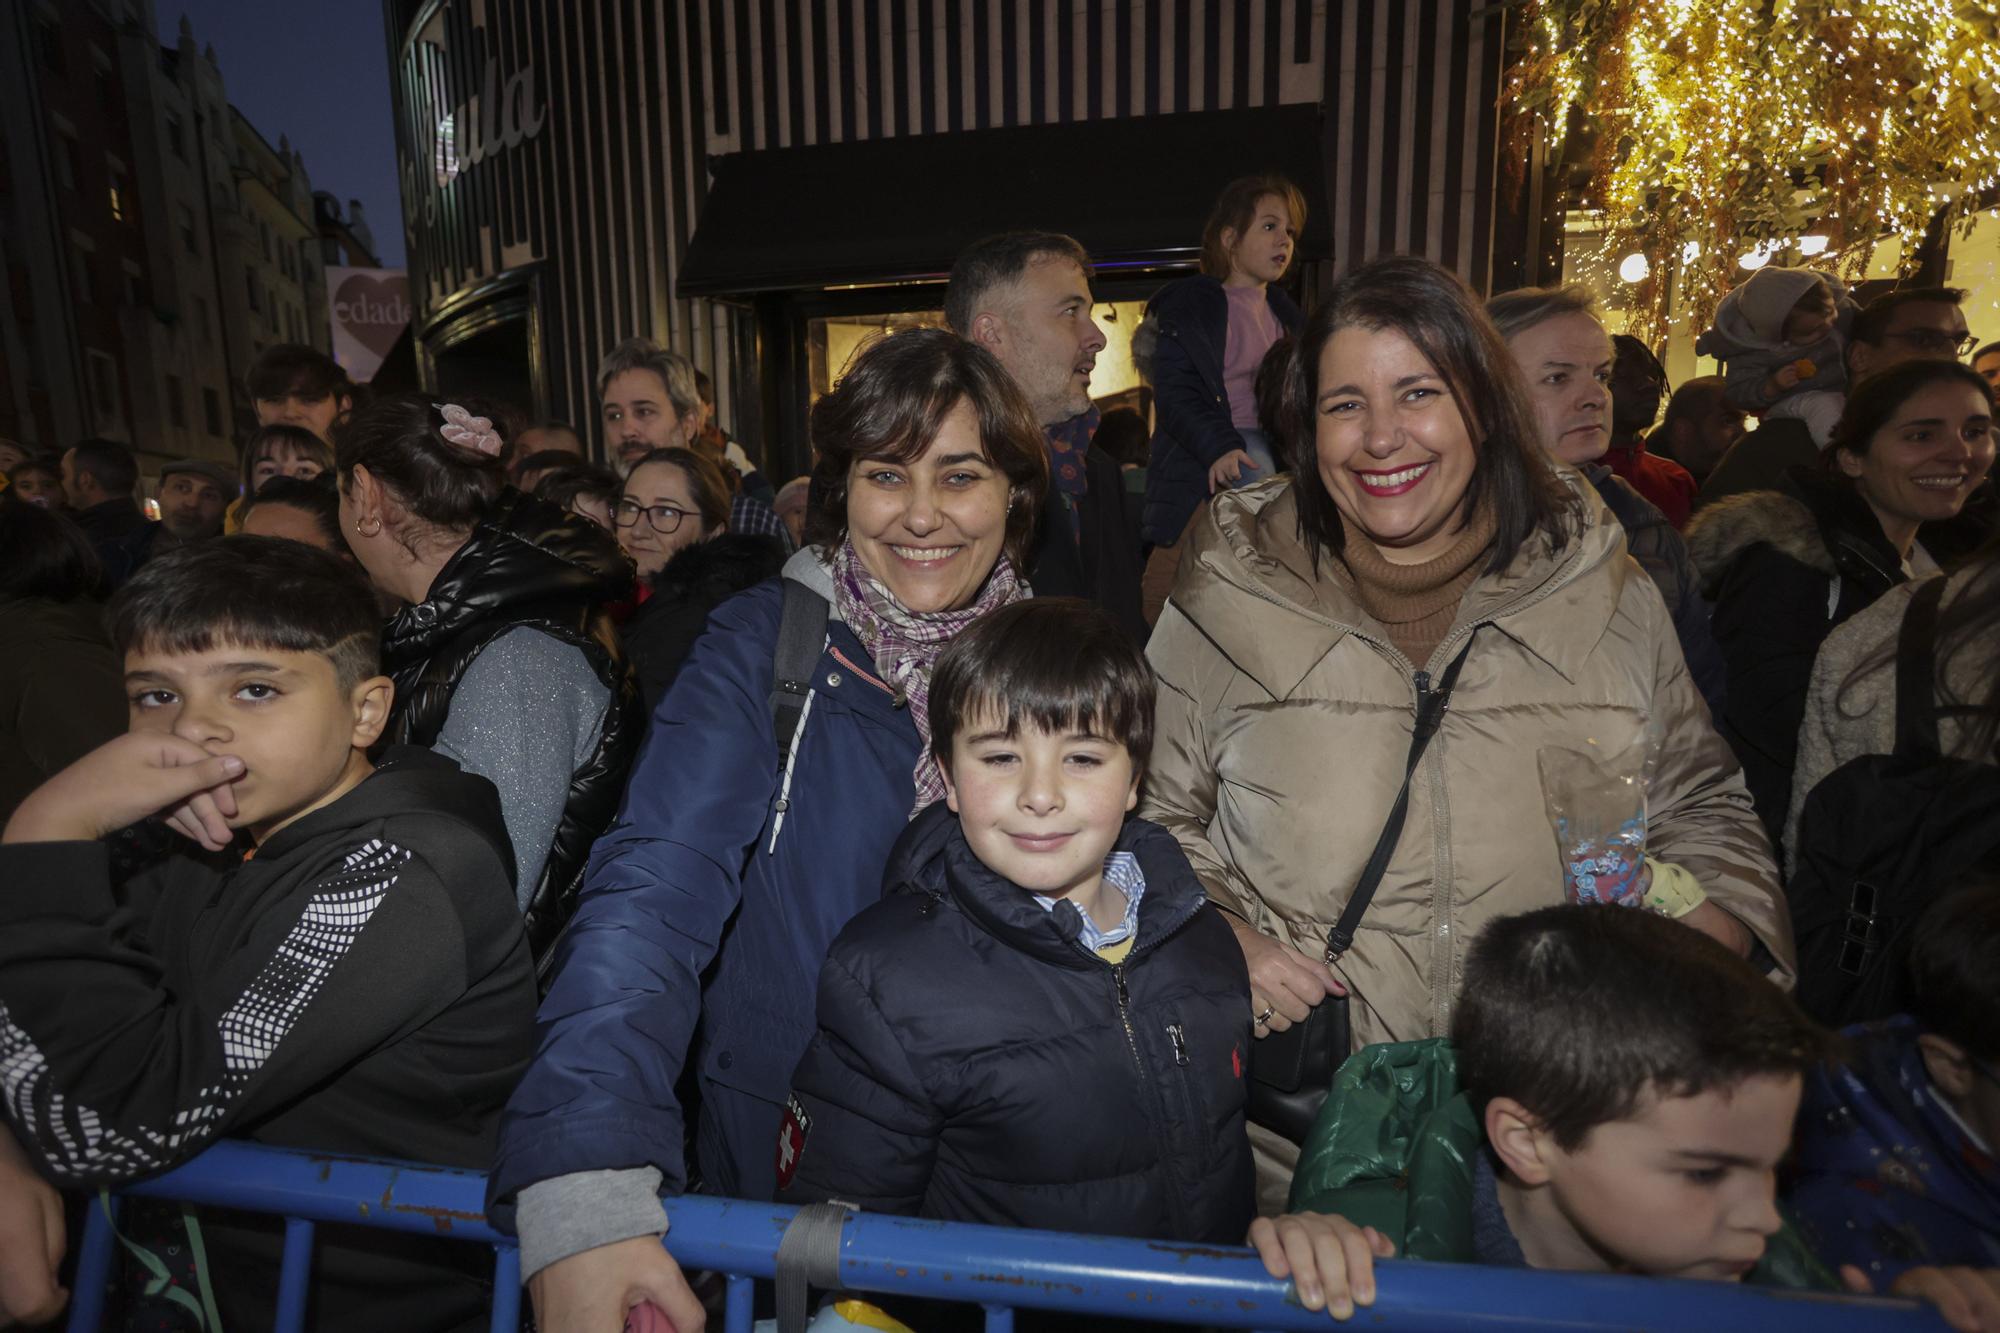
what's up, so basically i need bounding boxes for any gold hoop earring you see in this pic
[354,515,382,538]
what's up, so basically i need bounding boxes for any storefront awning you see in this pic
[677,105,1329,296]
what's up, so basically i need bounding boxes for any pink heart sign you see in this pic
[332,272,411,359]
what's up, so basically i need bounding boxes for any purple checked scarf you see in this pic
[831,538,1027,815]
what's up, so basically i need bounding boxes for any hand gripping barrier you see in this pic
[64,1140,1950,1332]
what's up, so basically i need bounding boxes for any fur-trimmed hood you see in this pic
[1685,489,1833,594]
[646,531,788,608]
[1684,470,1902,599]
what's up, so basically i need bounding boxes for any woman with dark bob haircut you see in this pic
[491,327,1049,1333]
[1142,256,1793,1209]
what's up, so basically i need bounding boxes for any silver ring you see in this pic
[1255,1006,1275,1026]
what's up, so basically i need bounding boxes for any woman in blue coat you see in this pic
[488,329,1050,1332]
[1140,174,1307,550]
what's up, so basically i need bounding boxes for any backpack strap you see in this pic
[769,579,831,767]
[1891,576,1949,760]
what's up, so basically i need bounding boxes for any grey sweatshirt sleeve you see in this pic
[434,627,610,906]
[514,1166,669,1280]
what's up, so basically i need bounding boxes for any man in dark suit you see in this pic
[944,232,1145,640]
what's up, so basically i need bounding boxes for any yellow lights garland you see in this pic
[1504,0,2000,342]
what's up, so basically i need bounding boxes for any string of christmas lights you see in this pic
[1504,0,2000,343]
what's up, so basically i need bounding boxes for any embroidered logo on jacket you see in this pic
[776,1093,813,1189]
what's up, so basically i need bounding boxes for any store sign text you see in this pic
[433,56,546,188]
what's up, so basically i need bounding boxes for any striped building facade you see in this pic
[388,0,1517,465]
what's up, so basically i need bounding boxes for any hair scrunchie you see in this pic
[435,402,502,457]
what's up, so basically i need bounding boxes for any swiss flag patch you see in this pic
[776,1093,813,1189]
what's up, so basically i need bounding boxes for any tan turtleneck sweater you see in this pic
[1334,504,1499,668]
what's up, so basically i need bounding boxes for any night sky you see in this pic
[171,0,407,269]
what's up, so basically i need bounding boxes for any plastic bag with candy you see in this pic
[1538,730,1657,909]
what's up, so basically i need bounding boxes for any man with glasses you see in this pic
[1698,287,1976,511]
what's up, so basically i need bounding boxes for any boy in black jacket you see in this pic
[0,537,538,1332]
[779,598,1388,1325]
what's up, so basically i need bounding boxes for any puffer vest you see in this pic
[380,489,643,980]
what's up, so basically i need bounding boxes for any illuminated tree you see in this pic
[1504,0,2000,341]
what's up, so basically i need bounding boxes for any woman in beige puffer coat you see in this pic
[1141,258,1795,1206]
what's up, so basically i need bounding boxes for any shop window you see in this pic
[166,374,186,428]
[202,386,223,437]
[805,302,1146,407]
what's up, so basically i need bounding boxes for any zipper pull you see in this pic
[1113,964,1129,1006]
[1414,668,1444,736]
[1167,1023,1188,1067]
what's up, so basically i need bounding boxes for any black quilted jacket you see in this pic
[380,488,642,977]
[780,802,1257,1244]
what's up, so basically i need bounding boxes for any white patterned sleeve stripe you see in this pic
[0,839,407,1181]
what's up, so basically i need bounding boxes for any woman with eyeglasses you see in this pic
[615,446,786,710]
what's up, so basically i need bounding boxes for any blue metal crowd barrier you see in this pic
[63,1140,1947,1333]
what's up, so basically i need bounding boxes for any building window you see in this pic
[178,204,198,256]
[166,112,185,160]
[261,220,272,260]
[194,295,212,344]
[245,267,259,312]
[70,249,92,306]
[202,386,223,436]
[166,374,186,428]
[123,269,145,307]
[108,172,125,222]
[86,350,122,433]
[53,133,77,191]
[35,20,63,75]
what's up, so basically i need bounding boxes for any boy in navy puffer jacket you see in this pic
[779,598,1389,1324]
[779,595,1252,1241]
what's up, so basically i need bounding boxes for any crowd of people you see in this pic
[0,173,1997,1333]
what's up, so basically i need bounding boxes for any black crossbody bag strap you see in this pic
[1321,634,1477,961]
[1890,576,1948,761]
